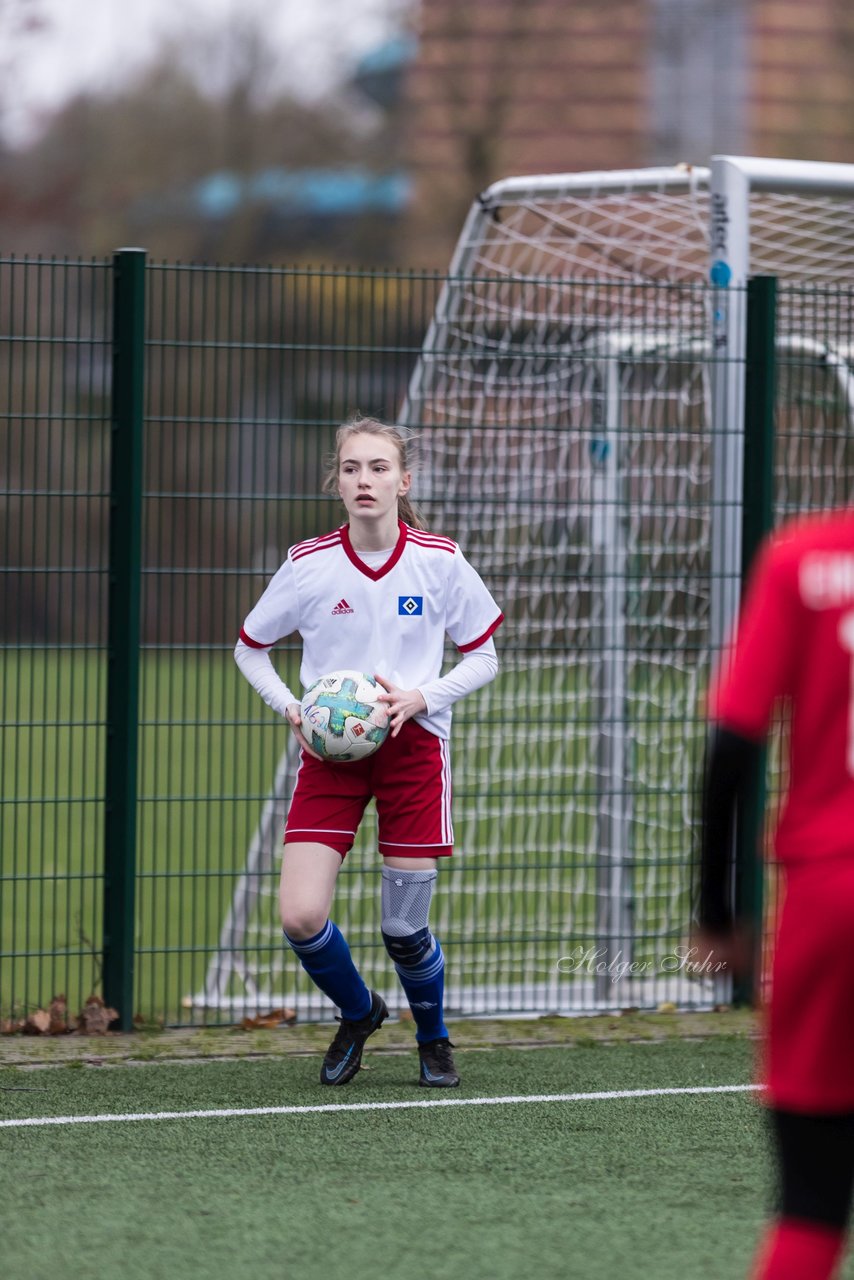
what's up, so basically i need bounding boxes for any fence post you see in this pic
[103,248,146,1028]
[733,274,776,1006]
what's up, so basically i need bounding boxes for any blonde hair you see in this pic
[322,414,425,531]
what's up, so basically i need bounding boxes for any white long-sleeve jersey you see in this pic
[235,520,503,740]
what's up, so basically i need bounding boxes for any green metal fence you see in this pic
[1,257,112,1022]
[2,256,852,1027]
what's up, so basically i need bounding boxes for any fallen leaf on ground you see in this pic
[23,1009,51,1035]
[76,995,119,1035]
[49,995,69,1034]
[240,1008,297,1029]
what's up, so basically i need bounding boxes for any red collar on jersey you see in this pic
[340,519,408,581]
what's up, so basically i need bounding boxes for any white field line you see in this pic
[0,1083,760,1130]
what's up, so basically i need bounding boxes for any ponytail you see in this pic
[397,492,424,531]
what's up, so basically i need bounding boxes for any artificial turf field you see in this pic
[5,1023,853,1280]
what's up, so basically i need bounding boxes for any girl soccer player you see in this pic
[234,416,503,1088]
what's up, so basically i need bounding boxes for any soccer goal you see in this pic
[187,156,854,1021]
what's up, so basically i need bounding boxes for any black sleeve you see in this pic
[698,726,763,931]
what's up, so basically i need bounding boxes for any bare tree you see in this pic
[0,1,412,261]
[0,0,49,147]
[405,0,539,249]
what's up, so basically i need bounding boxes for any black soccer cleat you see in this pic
[418,1036,460,1088]
[320,991,389,1086]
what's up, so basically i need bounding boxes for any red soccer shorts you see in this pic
[284,718,453,858]
[762,855,854,1112]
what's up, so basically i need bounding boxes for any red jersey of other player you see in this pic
[699,506,854,1280]
[710,508,854,862]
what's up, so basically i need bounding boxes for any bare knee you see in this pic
[280,902,328,940]
[279,842,342,940]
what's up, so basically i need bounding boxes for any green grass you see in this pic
[1,649,707,1023]
[5,1034,849,1280]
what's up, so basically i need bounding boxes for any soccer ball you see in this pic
[299,670,390,763]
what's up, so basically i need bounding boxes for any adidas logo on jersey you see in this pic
[331,598,354,615]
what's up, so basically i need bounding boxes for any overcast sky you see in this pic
[4,0,406,143]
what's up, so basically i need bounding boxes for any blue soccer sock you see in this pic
[285,920,372,1022]
[393,934,448,1044]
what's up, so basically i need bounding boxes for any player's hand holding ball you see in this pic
[286,702,324,761]
[374,673,427,737]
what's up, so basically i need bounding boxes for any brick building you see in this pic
[403,0,854,262]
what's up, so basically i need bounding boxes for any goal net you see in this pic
[188,157,854,1021]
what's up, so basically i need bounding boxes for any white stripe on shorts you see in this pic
[285,827,356,837]
[440,737,453,844]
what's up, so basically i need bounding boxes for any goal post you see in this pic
[187,156,854,1020]
[709,156,854,651]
